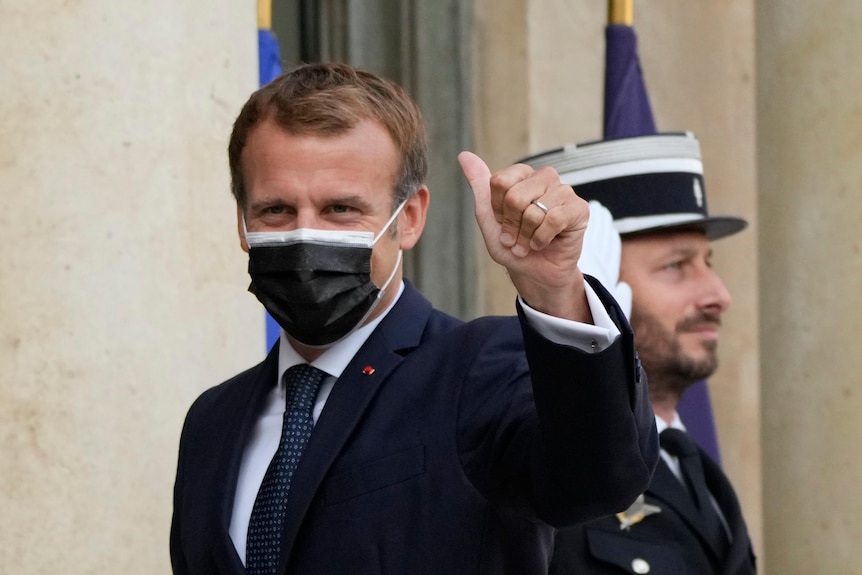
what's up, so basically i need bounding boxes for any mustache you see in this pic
[677,312,722,331]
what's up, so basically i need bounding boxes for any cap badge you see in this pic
[693,177,704,208]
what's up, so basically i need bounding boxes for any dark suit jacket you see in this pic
[170,277,658,574]
[550,444,757,575]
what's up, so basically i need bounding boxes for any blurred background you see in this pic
[1,1,860,572]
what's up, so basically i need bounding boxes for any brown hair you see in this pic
[228,62,428,211]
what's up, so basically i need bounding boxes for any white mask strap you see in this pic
[372,201,408,246]
[378,249,403,294]
[241,210,249,238]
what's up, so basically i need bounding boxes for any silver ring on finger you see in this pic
[531,199,549,214]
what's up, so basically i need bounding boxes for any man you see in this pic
[521,132,756,574]
[170,62,657,575]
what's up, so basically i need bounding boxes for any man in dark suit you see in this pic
[522,132,757,574]
[169,62,658,575]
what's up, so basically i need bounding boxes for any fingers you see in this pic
[459,151,589,260]
[459,151,591,318]
[493,165,584,257]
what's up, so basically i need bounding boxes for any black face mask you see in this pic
[244,206,404,347]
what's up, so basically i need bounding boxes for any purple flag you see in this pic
[258,27,284,349]
[603,19,722,464]
[677,381,721,464]
[603,24,656,139]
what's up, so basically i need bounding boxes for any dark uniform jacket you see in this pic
[550,441,756,575]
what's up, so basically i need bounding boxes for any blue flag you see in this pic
[258,26,284,349]
[603,17,722,464]
[258,28,283,87]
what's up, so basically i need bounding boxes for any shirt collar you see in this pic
[655,412,686,435]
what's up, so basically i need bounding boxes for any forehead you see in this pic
[243,117,398,160]
[241,118,400,196]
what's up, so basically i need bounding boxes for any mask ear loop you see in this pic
[240,209,250,240]
[377,249,403,294]
[370,200,406,295]
[371,200,408,246]
[368,199,407,295]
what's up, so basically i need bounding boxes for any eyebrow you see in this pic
[326,193,375,210]
[247,193,378,213]
[247,196,285,210]
[666,244,713,260]
[671,245,698,258]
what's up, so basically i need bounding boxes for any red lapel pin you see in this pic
[362,365,376,376]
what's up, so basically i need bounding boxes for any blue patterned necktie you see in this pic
[246,364,326,574]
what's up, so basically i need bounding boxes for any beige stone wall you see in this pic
[473,0,763,564]
[0,2,262,572]
[757,2,862,572]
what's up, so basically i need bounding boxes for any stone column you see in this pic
[758,2,862,572]
[0,2,262,572]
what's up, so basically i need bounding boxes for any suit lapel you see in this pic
[650,458,701,522]
[649,458,727,560]
[212,346,280,574]
[277,283,434,570]
[701,451,754,575]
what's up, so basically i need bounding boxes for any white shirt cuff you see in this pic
[518,282,621,352]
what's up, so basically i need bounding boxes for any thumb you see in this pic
[457,151,491,207]
[458,151,497,233]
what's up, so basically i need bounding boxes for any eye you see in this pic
[325,203,364,220]
[251,202,295,228]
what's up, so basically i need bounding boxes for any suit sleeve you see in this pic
[520,275,658,527]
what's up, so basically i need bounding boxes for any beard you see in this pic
[630,308,721,402]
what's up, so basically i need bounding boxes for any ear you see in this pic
[398,186,429,250]
[237,205,249,252]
